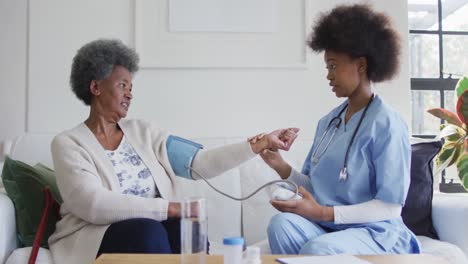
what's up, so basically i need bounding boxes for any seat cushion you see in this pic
[240,139,313,245]
[418,235,468,264]
[0,193,17,264]
[1,157,62,248]
[402,140,442,239]
[432,193,468,257]
[178,138,243,245]
[6,247,53,264]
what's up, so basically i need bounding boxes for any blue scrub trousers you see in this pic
[268,213,418,255]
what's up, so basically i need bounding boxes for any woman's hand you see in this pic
[249,128,299,154]
[168,202,181,218]
[270,187,334,222]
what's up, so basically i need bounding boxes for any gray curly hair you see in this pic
[70,39,140,105]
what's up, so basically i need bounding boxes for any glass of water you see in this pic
[181,197,207,264]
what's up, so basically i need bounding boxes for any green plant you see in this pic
[427,76,468,190]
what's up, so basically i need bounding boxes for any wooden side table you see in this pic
[95,253,448,264]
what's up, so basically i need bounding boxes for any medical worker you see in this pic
[252,4,421,255]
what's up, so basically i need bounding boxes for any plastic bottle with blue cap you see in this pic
[223,237,244,264]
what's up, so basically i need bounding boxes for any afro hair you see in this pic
[308,4,401,82]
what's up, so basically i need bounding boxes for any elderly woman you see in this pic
[48,39,298,264]
[253,4,420,255]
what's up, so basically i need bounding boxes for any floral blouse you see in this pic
[105,135,160,198]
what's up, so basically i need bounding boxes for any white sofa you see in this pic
[1,133,468,264]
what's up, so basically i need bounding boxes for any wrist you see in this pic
[250,137,268,154]
[168,202,181,218]
[320,206,334,222]
[275,163,292,179]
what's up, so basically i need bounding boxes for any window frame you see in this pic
[409,0,467,192]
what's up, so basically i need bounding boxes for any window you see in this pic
[408,0,468,192]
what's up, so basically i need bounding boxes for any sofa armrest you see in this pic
[432,192,468,257]
[0,193,17,264]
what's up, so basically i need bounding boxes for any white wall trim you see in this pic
[134,0,309,69]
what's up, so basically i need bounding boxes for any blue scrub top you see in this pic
[301,95,418,251]
[303,94,411,207]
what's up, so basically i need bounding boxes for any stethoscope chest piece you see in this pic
[339,167,348,182]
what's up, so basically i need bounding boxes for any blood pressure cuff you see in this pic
[166,135,203,180]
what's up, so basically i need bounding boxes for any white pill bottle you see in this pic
[243,246,261,264]
[223,237,244,264]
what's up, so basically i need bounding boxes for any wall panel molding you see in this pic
[134,0,309,69]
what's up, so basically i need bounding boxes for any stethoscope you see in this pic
[311,94,374,182]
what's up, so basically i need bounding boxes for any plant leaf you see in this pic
[458,153,468,190]
[448,141,464,167]
[456,90,468,125]
[434,143,458,175]
[465,138,468,153]
[455,76,468,98]
[427,108,463,127]
[440,124,461,139]
[449,130,466,143]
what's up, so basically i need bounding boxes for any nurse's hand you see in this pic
[270,187,334,222]
[249,128,299,153]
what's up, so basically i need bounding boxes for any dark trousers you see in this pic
[96,218,181,258]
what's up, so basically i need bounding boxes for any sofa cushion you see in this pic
[401,140,442,239]
[239,157,280,245]
[179,138,243,246]
[0,193,17,264]
[240,139,313,245]
[6,247,53,264]
[0,162,4,191]
[418,235,468,264]
[432,193,468,257]
[1,157,62,248]
[9,134,55,168]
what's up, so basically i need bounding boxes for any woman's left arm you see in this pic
[334,200,402,224]
[190,128,299,179]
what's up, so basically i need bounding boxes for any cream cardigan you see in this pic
[49,119,256,264]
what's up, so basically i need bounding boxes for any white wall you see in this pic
[0,0,27,141]
[0,0,409,143]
